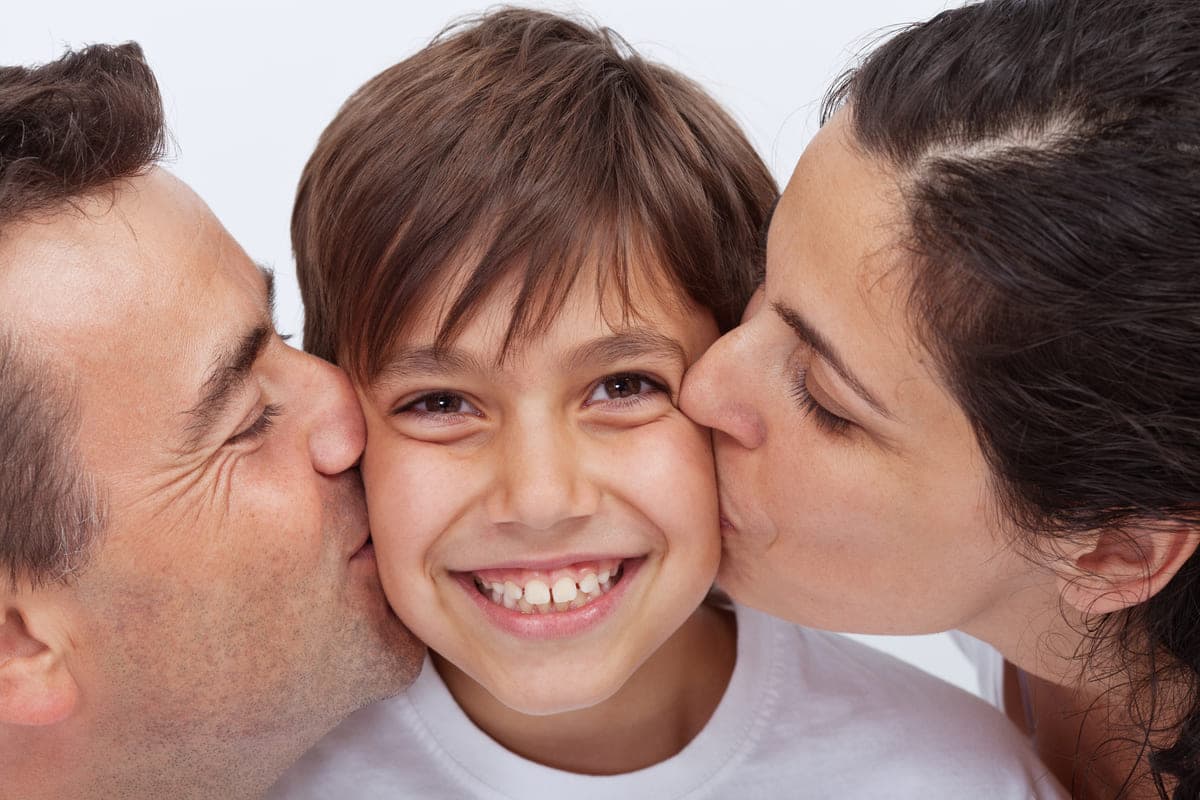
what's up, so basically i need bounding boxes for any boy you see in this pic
[271,9,1064,798]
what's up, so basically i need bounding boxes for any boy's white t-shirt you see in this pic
[270,605,1066,799]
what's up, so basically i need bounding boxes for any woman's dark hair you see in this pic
[825,0,1200,795]
[293,7,776,383]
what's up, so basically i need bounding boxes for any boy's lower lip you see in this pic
[454,557,644,640]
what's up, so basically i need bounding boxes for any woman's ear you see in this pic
[0,603,79,726]
[1055,523,1200,616]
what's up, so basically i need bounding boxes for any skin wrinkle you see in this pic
[182,323,272,450]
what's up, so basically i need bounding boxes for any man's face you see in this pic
[0,169,422,779]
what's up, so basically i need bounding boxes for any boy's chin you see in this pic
[487,670,631,717]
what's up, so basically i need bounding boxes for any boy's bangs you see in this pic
[354,206,689,384]
[430,206,692,363]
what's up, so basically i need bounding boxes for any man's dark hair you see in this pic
[0,42,166,586]
[293,8,777,383]
[825,1,1200,796]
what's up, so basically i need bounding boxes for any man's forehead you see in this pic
[0,169,271,440]
[0,170,217,330]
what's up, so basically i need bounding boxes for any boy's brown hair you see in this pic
[293,7,777,382]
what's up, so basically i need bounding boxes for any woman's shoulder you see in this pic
[733,605,1067,798]
[750,605,1005,721]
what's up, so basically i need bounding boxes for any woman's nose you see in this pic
[680,322,767,450]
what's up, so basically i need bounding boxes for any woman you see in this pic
[680,0,1200,797]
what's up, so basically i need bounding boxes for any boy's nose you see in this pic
[680,323,767,450]
[486,421,600,531]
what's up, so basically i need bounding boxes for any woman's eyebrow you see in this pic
[772,300,895,420]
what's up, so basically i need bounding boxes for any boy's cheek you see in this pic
[609,420,720,542]
[361,440,453,586]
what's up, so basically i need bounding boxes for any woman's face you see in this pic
[680,111,1053,636]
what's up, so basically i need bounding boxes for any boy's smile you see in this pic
[358,264,721,715]
[460,557,639,639]
[467,555,626,613]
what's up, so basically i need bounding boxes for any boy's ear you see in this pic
[0,603,79,726]
[1055,523,1200,616]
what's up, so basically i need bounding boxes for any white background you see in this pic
[4,1,978,693]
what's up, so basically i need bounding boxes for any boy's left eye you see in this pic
[586,372,665,404]
[394,391,481,417]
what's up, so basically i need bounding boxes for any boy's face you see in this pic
[358,264,721,714]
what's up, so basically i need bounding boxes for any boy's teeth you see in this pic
[524,580,551,605]
[551,577,578,603]
[472,563,625,614]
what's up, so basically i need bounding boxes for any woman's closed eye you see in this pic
[790,370,851,435]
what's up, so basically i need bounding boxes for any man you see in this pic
[0,43,424,798]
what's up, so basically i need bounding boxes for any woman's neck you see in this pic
[976,597,1174,798]
[433,602,737,775]
[1009,665,1165,798]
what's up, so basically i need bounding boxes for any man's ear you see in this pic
[0,602,78,726]
[1056,523,1200,616]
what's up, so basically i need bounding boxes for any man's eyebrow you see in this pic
[772,301,894,420]
[259,263,277,320]
[181,265,276,448]
[183,324,272,447]
[565,330,688,373]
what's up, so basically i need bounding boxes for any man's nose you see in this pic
[298,352,367,476]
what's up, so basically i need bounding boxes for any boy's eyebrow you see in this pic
[374,345,490,384]
[565,330,688,372]
[373,329,689,386]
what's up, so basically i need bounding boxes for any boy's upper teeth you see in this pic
[472,561,624,613]
[524,579,551,605]
[551,577,577,603]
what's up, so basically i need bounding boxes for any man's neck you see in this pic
[3,718,305,800]
[435,602,737,775]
